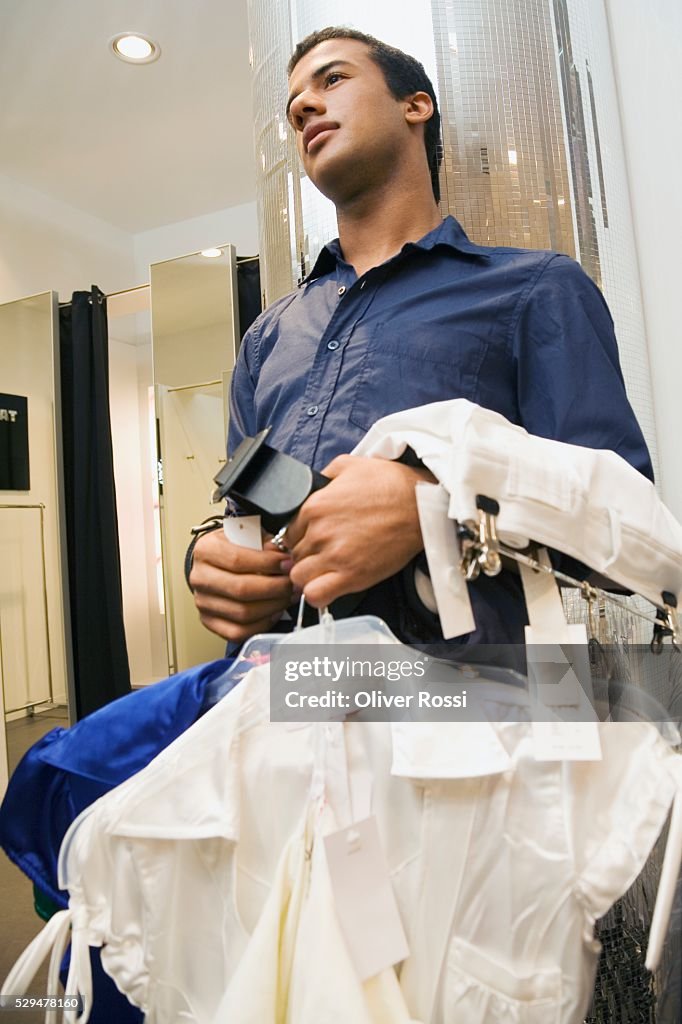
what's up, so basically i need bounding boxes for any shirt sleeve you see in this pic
[512,254,654,481]
[227,318,261,457]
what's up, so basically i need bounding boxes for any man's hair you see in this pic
[288,26,443,203]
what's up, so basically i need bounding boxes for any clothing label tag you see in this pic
[324,815,409,981]
[415,483,476,639]
[223,515,262,550]
[531,721,602,761]
[525,624,591,707]
[391,722,512,778]
[526,623,602,761]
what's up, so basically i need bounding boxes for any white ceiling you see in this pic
[0,0,256,233]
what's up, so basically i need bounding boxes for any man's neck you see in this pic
[335,182,442,278]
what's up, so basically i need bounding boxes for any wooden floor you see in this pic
[1,708,69,1021]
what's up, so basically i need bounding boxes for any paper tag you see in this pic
[391,722,512,778]
[526,623,601,761]
[415,483,476,639]
[525,624,592,707]
[223,515,262,550]
[324,815,409,980]
[532,721,602,761]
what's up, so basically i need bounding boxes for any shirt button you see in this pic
[307,404,319,417]
[337,286,346,296]
[327,340,340,351]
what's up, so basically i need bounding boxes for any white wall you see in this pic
[0,173,135,303]
[605,0,682,520]
[0,174,258,301]
[133,201,259,280]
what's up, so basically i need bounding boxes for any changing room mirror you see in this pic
[150,245,239,673]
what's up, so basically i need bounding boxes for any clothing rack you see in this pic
[458,502,681,650]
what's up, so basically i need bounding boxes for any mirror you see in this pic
[150,246,240,672]
[0,292,73,796]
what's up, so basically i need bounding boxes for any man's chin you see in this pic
[304,160,363,205]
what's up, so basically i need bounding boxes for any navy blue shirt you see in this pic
[229,216,653,648]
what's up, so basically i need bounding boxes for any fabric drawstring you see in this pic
[63,915,93,1023]
[46,912,73,1024]
[0,905,93,1024]
[1,909,72,1023]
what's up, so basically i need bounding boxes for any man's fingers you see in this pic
[198,610,285,644]
[289,552,350,607]
[192,564,293,604]
[320,454,355,479]
[195,589,291,626]
[192,529,289,575]
[300,571,345,609]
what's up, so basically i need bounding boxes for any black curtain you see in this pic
[236,257,262,348]
[59,287,131,718]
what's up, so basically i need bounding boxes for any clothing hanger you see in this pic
[205,591,528,713]
[203,599,404,709]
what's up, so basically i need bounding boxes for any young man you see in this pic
[189,27,652,651]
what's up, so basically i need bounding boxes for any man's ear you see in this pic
[404,90,434,126]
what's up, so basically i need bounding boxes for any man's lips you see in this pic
[303,121,337,153]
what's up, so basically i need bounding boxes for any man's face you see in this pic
[286,39,411,202]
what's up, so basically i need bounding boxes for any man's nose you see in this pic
[289,88,325,130]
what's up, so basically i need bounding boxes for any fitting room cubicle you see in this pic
[149,244,240,674]
[0,245,244,794]
[0,292,74,795]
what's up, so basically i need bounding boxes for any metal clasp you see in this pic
[651,591,681,654]
[458,494,502,581]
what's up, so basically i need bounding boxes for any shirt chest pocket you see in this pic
[442,938,562,1024]
[348,321,488,433]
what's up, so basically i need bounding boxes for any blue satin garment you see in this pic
[0,657,235,1024]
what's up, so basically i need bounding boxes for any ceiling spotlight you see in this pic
[110,33,161,64]
[201,248,223,259]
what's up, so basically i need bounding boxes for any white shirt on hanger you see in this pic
[7,649,678,1024]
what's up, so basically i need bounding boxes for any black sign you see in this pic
[0,393,30,490]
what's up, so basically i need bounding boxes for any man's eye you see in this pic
[325,72,344,86]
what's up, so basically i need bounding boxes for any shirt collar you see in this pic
[303,215,490,283]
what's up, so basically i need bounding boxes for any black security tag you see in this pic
[213,429,330,533]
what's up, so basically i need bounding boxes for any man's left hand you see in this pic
[285,455,435,608]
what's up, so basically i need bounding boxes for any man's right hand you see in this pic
[189,529,295,643]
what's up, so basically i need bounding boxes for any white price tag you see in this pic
[525,624,592,707]
[324,816,409,981]
[532,721,602,761]
[223,515,262,550]
[391,722,511,778]
[526,626,601,761]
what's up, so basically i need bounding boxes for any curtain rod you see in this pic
[58,256,259,306]
[59,283,149,306]
[107,283,150,299]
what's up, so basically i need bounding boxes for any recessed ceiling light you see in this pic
[109,33,161,65]
[201,248,223,259]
